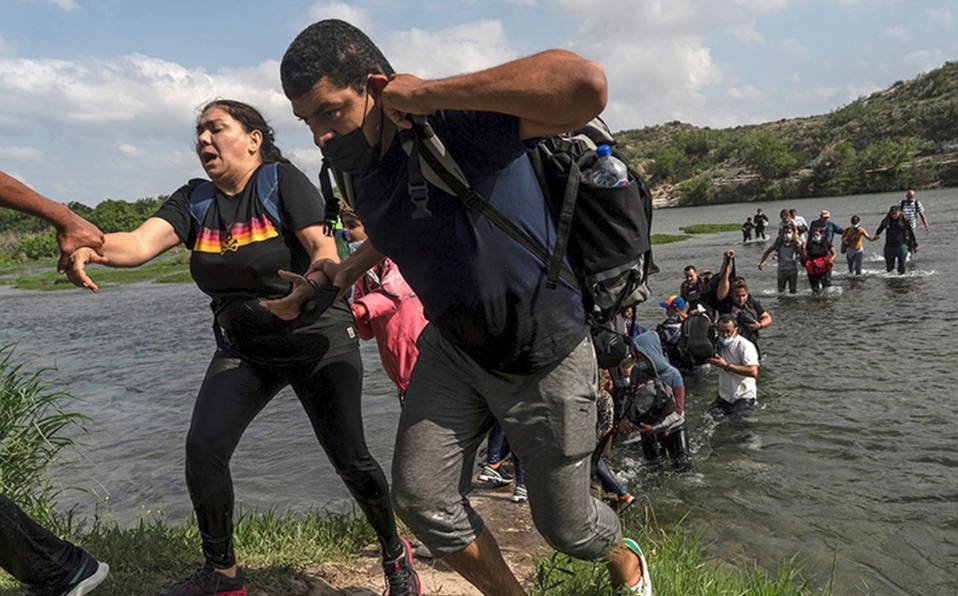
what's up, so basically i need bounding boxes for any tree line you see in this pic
[0,197,167,261]
[617,60,958,205]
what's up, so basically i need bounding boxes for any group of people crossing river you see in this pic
[0,15,936,596]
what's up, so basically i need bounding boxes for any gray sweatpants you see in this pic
[391,325,622,560]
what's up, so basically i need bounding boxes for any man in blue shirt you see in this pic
[275,19,652,596]
[808,210,844,245]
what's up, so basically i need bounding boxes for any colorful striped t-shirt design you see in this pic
[194,214,279,255]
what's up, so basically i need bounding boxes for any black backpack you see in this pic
[677,312,718,365]
[319,115,654,328]
[623,376,676,427]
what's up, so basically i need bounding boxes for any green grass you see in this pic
[530,509,833,596]
[1,252,192,291]
[0,505,377,596]
[680,223,742,234]
[0,505,839,596]
[650,233,690,245]
[0,344,90,520]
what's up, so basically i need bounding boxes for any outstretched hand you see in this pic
[56,213,105,274]
[66,247,109,292]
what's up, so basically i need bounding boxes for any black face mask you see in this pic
[322,124,381,174]
[321,86,382,174]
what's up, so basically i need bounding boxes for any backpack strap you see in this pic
[401,115,578,288]
[188,162,285,235]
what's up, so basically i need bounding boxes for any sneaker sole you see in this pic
[398,538,423,596]
[622,538,652,596]
[477,474,512,486]
[64,562,109,596]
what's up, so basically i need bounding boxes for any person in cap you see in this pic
[840,215,875,276]
[873,204,914,274]
[808,209,843,245]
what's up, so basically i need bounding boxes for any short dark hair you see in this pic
[730,279,749,292]
[281,19,395,99]
[684,265,697,273]
[198,99,288,165]
[717,314,736,327]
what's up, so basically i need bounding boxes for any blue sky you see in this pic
[1,0,956,207]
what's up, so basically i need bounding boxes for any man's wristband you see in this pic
[724,363,731,372]
[306,277,321,295]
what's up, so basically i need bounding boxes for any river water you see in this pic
[1,188,955,595]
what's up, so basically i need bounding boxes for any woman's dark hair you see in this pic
[197,99,289,165]
[281,19,395,99]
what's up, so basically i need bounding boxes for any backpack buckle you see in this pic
[408,182,433,219]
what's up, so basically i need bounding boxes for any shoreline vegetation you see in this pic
[0,231,731,291]
[623,61,958,209]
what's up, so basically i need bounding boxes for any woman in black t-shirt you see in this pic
[67,100,418,596]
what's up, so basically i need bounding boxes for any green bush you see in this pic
[0,345,89,520]
[14,230,59,260]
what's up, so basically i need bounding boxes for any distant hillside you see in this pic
[614,61,958,207]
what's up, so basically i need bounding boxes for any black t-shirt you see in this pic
[154,162,357,363]
[717,293,766,357]
[805,238,833,259]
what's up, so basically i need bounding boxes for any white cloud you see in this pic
[926,9,954,29]
[384,21,517,79]
[35,0,79,10]
[308,1,373,31]
[114,143,141,157]
[786,72,800,82]
[0,145,44,162]
[725,85,765,100]
[506,0,538,5]
[883,26,909,41]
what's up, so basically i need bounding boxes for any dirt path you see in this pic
[305,483,551,596]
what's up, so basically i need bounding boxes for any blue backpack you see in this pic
[188,163,286,235]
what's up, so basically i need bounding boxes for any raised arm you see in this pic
[67,217,181,291]
[378,49,608,139]
[0,171,105,272]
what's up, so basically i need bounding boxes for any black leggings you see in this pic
[0,494,83,588]
[185,347,400,568]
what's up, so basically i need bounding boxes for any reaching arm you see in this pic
[0,171,105,272]
[379,49,608,140]
[66,217,181,291]
[716,250,734,301]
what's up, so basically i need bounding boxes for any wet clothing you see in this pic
[0,494,91,589]
[715,334,759,404]
[628,332,690,471]
[770,237,801,293]
[876,215,913,274]
[805,238,834,293]
[754,212,768,239]
[154,163,401,568]
[742,221,754,242]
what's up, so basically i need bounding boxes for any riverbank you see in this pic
[0,487,825,596]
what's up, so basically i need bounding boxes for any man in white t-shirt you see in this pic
[706,314,760,428]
